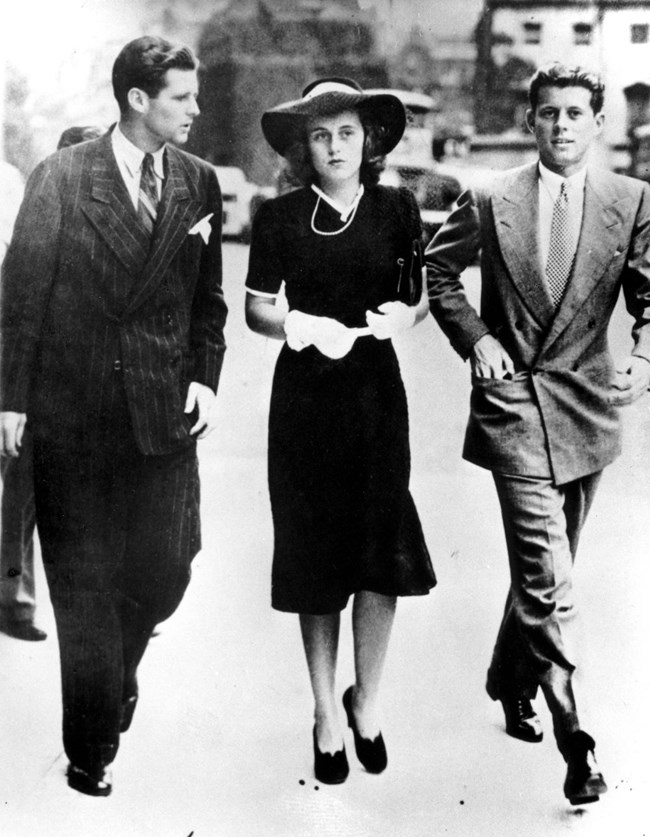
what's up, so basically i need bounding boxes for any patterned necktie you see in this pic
[545,180,575,307]
[138,153,159,236]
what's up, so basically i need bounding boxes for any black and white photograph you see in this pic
[1,1,649,835]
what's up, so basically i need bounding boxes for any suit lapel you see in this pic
[541,170,625,353]
[124,147,203,315]
[80,136,152,275]
[492,164,556,330]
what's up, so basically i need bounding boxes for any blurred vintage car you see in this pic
[367,89,463,240]
[379,161,462,239]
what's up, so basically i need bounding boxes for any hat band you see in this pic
[303,81,359,101]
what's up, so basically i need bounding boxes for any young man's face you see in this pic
[141,68,200,148]
[526,85,604,177]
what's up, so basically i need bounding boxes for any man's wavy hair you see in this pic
[283,110,386,188]
[112,36,198,115]
[528,63,605,115]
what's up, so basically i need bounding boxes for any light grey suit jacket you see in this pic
[425,162,650,485]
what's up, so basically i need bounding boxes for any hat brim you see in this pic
[262,91,406,158]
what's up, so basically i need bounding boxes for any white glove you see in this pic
[365,301,416,340]
[284,310,358,359]
[284,310,322,352]
[312,318,358,359]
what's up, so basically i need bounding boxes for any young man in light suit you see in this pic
[0,37,227,796]
[425,63,650,804]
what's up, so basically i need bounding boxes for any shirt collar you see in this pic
[311,184,365,221]
[538,161,587,197]
[112,124,166,181]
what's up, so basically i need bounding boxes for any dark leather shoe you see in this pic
[563,730,607,805]
[67,763,112,797]
[313,726,349,784]
[342,686,388,774]
[499,695,543,742]
[0,618,47,641]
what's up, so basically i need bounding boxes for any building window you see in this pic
[573,23,592,46]
[631,24,649,44]
[523,21,542,45]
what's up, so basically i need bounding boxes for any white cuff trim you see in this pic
[245,286,279,299]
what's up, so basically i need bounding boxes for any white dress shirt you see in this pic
[111,124,165,210]
[538,162,586,274]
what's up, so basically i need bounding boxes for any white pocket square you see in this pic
[189,213,214,245]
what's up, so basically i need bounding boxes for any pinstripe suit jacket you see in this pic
[0,134,227,455]
[425,163,650,485]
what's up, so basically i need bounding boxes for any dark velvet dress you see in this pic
[246,184,436,613]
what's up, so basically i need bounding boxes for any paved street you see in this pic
[1,241,649,836]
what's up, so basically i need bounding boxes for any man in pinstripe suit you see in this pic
[0,36,227,796]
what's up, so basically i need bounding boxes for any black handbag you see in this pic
[396,238,424,306]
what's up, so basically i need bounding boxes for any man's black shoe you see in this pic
[0,617,47,642]
[67,763,112,797]
[563,730,607,805]
[499,695,543,742]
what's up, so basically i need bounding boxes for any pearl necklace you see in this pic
[310,185,364,237]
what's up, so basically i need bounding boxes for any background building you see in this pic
[2,0,481,179]
[475,0,650,170]
[187,0,389,186]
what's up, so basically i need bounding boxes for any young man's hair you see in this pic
[112,36,198,114]
[283,110,386,188]
[528,63,605,114]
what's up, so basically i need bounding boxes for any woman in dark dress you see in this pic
[245,78,436,784]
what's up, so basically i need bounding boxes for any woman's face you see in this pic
[306,109,364,190]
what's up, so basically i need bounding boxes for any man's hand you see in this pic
[470,334,515,379]
[0,412,27,457]
[610,356,650,406]
[185,382,217,439]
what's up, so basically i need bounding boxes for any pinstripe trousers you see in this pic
[33,425,200,773]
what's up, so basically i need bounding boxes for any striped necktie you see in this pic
[545,180,575,307]
[138,153,159,236]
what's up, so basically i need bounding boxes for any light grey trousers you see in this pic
[486,470,602,754]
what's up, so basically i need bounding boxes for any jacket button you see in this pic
[113,360,122,371]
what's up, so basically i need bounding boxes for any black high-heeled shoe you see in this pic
[342,686,387,774]
[312,726,349,784]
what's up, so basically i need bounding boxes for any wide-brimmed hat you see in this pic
[261,78,406,158]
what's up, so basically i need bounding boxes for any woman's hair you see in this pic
[282,109,386,188]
